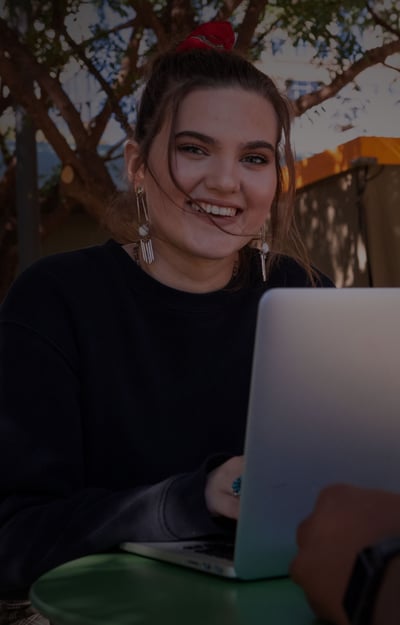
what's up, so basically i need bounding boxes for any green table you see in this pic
[30,553,324,625]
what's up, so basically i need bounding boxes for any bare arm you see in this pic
[290,484,400,625]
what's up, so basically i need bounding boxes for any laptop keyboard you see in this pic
[183,541,235,560]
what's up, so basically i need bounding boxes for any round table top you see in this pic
[30,553,320,625]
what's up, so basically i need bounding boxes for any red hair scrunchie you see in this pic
[176,21,235,53]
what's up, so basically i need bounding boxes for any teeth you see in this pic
[192,202,237,217]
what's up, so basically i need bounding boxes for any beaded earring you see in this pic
[136,186,154,264]
[259,225,269,282]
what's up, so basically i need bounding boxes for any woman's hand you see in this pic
[204,455,244,520]
[290,484,400,625]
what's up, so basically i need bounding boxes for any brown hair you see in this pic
[106,46,313,283]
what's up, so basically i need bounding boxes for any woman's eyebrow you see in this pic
[244,140,275,154]
[175,131,275,154]
[175,130,215,144]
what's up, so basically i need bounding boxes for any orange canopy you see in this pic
[295,136,400,189]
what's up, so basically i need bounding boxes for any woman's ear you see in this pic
[124,140,145,187]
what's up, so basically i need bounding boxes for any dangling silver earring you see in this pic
[259,224,269,282]
[136,186,154,265]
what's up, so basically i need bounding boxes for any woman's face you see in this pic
[128,86,279,276]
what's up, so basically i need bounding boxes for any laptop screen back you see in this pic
[235,288,400,579]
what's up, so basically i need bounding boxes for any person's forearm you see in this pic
[0,473,212,596]
[371,554,400,625]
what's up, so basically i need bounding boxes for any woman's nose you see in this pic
[204,158,240,193]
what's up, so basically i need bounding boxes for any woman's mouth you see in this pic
[188,200,238,217]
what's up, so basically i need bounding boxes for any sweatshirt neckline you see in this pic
[104,239,246,312]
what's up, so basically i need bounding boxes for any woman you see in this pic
[0,20,333,622]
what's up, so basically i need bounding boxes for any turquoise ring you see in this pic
[231,476,242,497]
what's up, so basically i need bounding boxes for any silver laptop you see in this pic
[121,287,400,579]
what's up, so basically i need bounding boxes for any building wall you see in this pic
[364,165,400,287]
[295,164,400,287]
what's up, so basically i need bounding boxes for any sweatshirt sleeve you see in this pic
[0,264,228,597]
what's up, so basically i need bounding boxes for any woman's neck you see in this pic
[123,242,238,293]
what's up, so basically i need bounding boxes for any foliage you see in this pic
[276,0,399,66]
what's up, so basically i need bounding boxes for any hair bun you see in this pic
[176,21,235,52]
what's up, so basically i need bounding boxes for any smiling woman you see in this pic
[106,28,309,288]
[0,20,334,625]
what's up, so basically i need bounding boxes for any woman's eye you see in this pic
[177,144,206,156]
[242,154,269,165]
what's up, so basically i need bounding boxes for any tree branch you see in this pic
[215,0,245,21]
[162,0,195,37]
[60,23,132,141]
[60,18,137,55]
[0,54,80,170]
[235,0,270,52]
[89,17,144,145]
[0,54,114,213]
[0,128,14,165]
[383,60,400,72]
[91,0,197,145]
[0,16,117,208]
[0,92,13,117]
[251,16,282,51]
[366,1,400,38]
[0,18,89,148]
[129,0,168,48]
[292,38,400,116]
